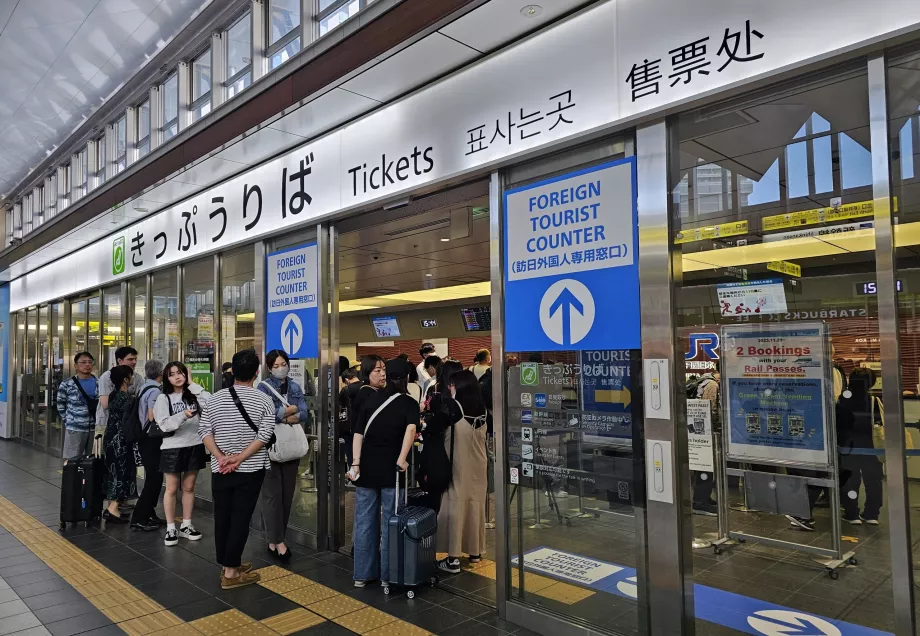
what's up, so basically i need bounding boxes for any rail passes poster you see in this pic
[722,323,831,467]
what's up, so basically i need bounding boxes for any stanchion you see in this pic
[527,480,547,529]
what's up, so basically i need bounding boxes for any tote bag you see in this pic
[262,382,310,463]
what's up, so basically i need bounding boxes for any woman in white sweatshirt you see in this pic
[155,361,211,547]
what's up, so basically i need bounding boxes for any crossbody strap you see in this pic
[229,386,258,434]
[262,381,290,407]
[364,394,400,436]
[72,375,97,405]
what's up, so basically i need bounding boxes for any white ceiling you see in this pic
[3,0,594,282]
[0,0,214,198]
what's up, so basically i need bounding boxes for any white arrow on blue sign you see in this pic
[266,243,318,358]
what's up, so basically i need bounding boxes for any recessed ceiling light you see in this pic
[520,4,542,18]
[344,286,350,290]
[440,238,450,242]
[425,273,432,277]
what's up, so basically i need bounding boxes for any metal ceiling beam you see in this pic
[0,0,485,274]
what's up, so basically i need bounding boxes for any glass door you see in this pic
[34,304,49,450]
[23,308,38,445]
[102,285,124,368]
[48,302,65,453]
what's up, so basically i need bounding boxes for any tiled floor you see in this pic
[0,441,534,636]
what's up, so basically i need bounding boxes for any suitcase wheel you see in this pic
[383,585,390,595]
[59,521,66,531]
[407,590,415,599]
[431,575,439,586]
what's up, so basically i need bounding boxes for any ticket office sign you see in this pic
[722,323,831,467]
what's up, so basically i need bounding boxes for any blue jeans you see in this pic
[353,486,395,582]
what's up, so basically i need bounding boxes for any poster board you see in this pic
[686,399,714,472]
[721,322,832,468]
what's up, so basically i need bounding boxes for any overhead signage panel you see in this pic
[503,159,639,352]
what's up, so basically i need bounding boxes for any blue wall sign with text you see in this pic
[504,158,639,351]
[266,243,318,358]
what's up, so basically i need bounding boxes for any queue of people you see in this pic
[57,342,493,591]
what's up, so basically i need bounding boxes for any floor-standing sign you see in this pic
[722,323,831,468]
[503,158,640,351]
[266,243,319,358]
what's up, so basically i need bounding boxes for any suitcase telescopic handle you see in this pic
[394,467,409,515]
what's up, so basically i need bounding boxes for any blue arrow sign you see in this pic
[549,287,583,346]
[267,243,317,358]
[284,317,299,348]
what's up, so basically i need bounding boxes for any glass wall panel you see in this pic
[23,308,37,444]
[227,13,252,96]
[49,302,65,453]
[102,286,123,369]
[88,296,101,370]
[270,0,299,43]
[220,246,255,358]
[673,68,896,635]
[138,100,150,158]
[96,137,106,186]
[152,269,179,363]
[886,48,920,629]
[192,50,211,122]
[163,74,179,141]
[13,312,24,441]
[319,0,359,36]
[35,304,49,449]
[128,276,148,365]
[183,257,216,393]
[71,299,87,357]
[115,115,127,173]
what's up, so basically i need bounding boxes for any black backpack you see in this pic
[122,385,161,446]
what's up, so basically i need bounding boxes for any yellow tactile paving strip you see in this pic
[0,495,436,635]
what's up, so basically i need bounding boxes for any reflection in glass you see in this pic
[319,0,359,36]
[49,302,64,452]
[183,258,216,394]
[35,305,49,449]
[227,14,251,79]
[674,69,896,634]
[88,297,101,364]
[270,0,300,44]
[103,286,123,369]
[220,247,255,357]
[128,277,147,365]
[24,309,36,443]
[270,37,301,70]
[163,74,178,139]
[152,269,178,364]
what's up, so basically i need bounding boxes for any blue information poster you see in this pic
[503,159,639,352]
[266,243,319,358]
[722,323,831,467]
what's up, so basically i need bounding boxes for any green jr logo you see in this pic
[112,237,125,275]
[520,363,539,386]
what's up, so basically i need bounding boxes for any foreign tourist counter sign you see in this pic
[722,323,831,468]
[503,159,639,352]
[266,243,319,358]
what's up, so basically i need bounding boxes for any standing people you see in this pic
[344,356,386,468]
[339,368,361,467]
[417,343,436,391]
[421,355,442,400]
[436,370,488,573]
[469,349,491,380]
[199,349,275,589]
[837,367,883,525]
[221,362,235,390]
[131,360,166,531]
[58,352,99,462]
[96,346,145,434]
[258,350,311,562]
[156,362,211,546]
[348,358,419,587]
[101,365,138,524]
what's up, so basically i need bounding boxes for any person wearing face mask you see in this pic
[258,349,312,562]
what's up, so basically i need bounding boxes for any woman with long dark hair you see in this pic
[837,367,884,524]
[436,370,488,574]
[101,364,138,524]
[155,361,211,546]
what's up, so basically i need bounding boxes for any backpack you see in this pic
[122,385,162,446]
[686,375,701,400]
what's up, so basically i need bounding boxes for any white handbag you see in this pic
[263,382,310,463]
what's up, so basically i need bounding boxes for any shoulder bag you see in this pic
[261,382,309,463]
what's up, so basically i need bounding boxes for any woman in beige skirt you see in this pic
[437,370,489,574]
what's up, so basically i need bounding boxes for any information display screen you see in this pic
[420,318,438,328]
[855,280,902,295]
[371,315,400,338]
[460,306,491,332]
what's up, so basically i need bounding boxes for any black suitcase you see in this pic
[60,456,104,528]
[384,470,438,599]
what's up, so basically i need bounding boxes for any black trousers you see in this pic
[692,471,715,505]
[840,454,883,520]
[212,470,265,568]
[132,438,163,524]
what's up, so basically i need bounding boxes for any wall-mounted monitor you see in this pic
[372,315,401,338]
[460,306,491,332]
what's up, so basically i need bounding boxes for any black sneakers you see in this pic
[785,515,816,531]
[438,557,461,574]
[178,524,202,541]
[164,529,179,546]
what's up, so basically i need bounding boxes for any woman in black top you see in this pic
[348,358,419,587]
[837,367,883,524]
[101,365,138,524]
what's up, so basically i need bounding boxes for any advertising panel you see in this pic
[722,323,831,467]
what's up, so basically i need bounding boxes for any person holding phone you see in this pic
[348,358,418,588]
[155,361,211,546]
